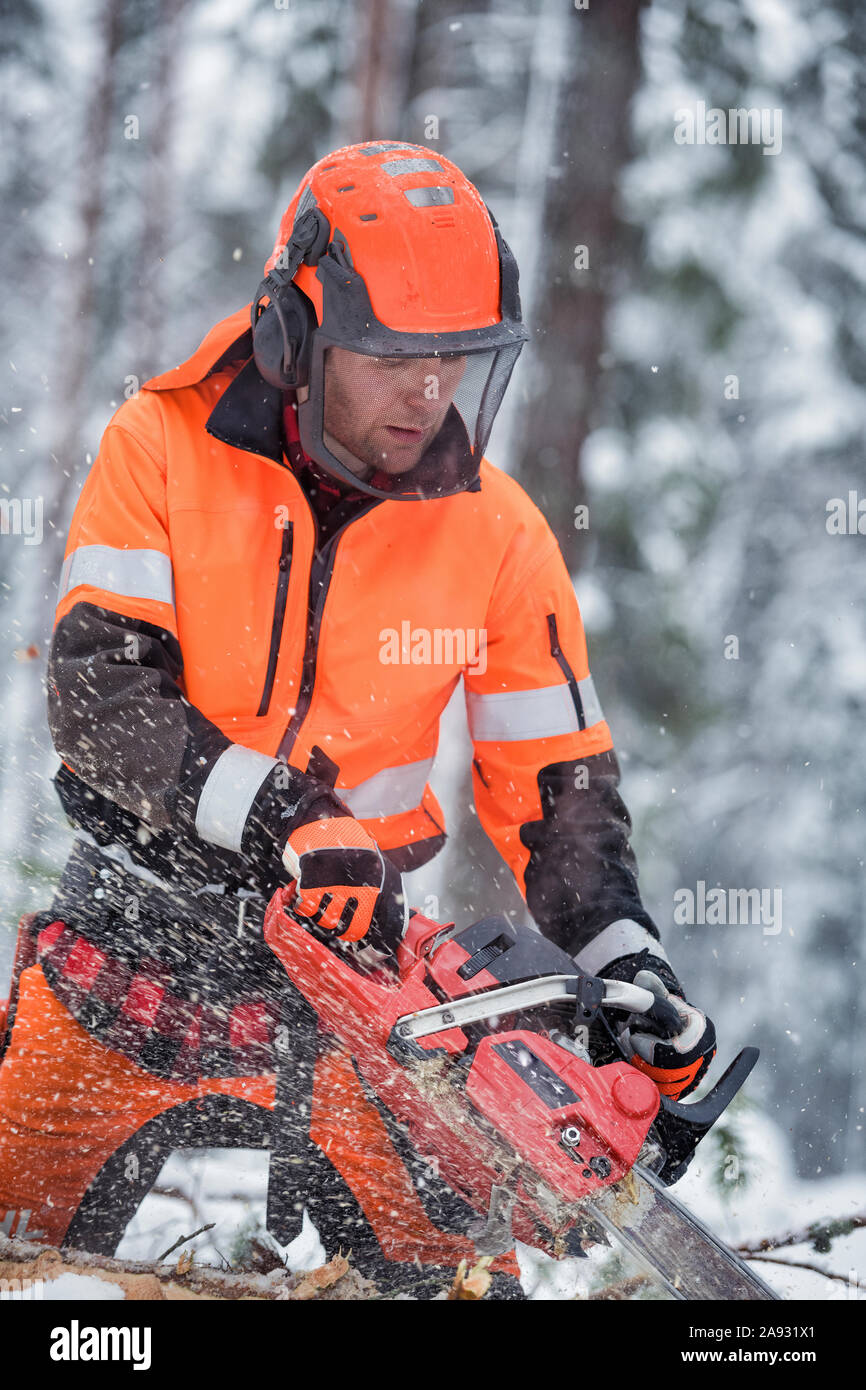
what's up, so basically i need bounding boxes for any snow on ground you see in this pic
[41,1273,127,1300]
[672,1106,865,1302]
[115,1147,324,1274]
[0,1272,127,1300]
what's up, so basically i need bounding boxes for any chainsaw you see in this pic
[263,890,780,1300]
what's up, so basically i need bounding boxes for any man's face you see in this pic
[323,347,467,476]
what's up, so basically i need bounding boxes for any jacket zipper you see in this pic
[277,495,379,763]
[257,520,294,717]
[546,612,586,730]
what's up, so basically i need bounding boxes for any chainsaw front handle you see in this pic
[392,973,663,1042]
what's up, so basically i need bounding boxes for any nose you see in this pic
[393,368,434,419]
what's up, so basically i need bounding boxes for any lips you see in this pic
[385,425,424,442]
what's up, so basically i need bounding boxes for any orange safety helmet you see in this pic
[250,140,528,500]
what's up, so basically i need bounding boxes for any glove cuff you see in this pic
[574,919,684,998]
[366,855,409,958]
[242,763,352,892]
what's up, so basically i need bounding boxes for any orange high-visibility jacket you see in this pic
[47,306,663,974]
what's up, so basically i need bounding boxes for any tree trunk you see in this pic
[512,0,649,575]
[4,0,126,892]
[355,0,419,143]
[45,0,125,577]
[130,0,191,376]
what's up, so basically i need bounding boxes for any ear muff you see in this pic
[251,282,318,390]
[251,204,330,390]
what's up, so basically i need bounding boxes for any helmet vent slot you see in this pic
[360,141,417,157]
[404,186,455,208]
[381,158,444,176]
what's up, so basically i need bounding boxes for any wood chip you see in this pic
[446,1255,494,1300]
[291,1252,351,1301]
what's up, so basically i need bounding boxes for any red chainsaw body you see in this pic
[264,891,660,1253]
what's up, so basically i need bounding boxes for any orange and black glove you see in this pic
[613,960,716,1101]
[281,816,408,953]
[586,943,715,1100]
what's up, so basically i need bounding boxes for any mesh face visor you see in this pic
[298,339,523,500]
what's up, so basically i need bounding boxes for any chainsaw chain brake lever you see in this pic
[649,1046,760,1185]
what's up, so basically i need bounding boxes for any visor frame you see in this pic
[297,330,523,501]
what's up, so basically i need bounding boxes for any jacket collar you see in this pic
[143,304,252,391]
[142,304,287,465]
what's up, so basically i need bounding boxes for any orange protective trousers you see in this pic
[0,964,518,1276]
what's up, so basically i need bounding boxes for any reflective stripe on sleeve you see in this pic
[466,680,604,743]
[576,674,604,730]
[574,919,671,976]
[338,757,435,820]
[195,745,279,853]
[59,544,174,607]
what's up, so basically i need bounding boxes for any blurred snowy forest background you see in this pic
[1,0,863,1296]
